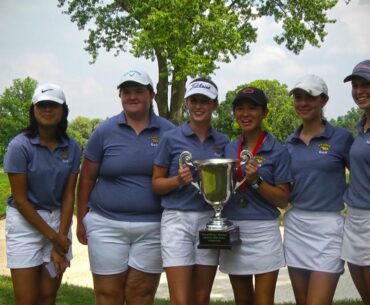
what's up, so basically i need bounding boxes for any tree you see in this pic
[329,107,363,136]
[0,77,37,164]
[213,79,300,143]
[57,0,341,124]
[67,116,103,151]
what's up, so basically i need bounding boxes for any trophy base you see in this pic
[198,226,241,250]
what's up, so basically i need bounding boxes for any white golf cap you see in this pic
[184,80,218,100]
[289,74,328,97]
[32,83,66,105]
[117,69,154,90]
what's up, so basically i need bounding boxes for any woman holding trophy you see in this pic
[285,75,353,305]
[152,77,229,305]
[219,86,292,305]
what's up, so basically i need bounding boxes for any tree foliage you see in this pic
[213,79,300,143]
[0,77,37,165]
[67,116,103,151]
[329,106,363,136]
[57,0,340,123]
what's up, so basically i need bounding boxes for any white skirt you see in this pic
[342,206,370,266]
[219,220,285,275]
[284,208,344,273]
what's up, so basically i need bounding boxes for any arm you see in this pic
[76,158,100,245]
[255,182,290,208]
[51,172,79,274]
[152,164,193,195]
[7,173,70,256]
[245,159,290,208]
[59,173,78,237]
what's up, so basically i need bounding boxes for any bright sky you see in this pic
[1,0,369,120]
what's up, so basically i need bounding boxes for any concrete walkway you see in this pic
[0,217,361,303]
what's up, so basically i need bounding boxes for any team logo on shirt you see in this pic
[61,149,70,163]
[150,135,160,147]
[318,143,330,154]
[254,155,264,166]
[212,145,223,157]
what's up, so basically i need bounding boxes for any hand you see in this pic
[50,249,69,278]
[76,221,88,245]
[50,232,71,256]
[245,159,259,185]
[177,165,193,186]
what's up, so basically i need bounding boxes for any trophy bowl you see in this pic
[179,151,252,249]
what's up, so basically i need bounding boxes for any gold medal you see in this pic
[235,190,248,208]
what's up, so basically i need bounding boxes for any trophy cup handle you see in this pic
[234,149,253,191]
[179,151,201,192]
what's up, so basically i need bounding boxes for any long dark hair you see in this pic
[22,103,69,140]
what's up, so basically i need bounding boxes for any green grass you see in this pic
[0,169,10,218]
[0,275,363,305]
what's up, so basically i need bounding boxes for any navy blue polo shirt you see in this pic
[343,119,370,209]
[286,122,354,212]
[4,133,81,210]
[154,123,230,211]
[84,111,175,222]
[222,132,293,220]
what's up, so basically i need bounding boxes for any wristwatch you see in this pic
[251,176,264,190]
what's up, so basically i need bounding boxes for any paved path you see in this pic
[0,217,361,303]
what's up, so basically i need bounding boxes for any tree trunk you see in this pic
[169,68,186,125]
[155,51,169,118]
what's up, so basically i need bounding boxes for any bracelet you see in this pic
[251,176,264,190]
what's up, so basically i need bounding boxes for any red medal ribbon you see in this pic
[237,131,266,191]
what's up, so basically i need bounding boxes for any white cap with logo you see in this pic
[32,83,66,105]
[117,69,154,91]
[184,80,218,100]
[289,74,328,97]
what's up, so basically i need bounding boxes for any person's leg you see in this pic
[192,264,217,305]
[38,264,63,305]
[348,263,370,305]
[165,266,193,305]
[92,272,127,305]
[288,267,310,305]
[254,270,279,305]
[125,267,161,305]
[228,274,254,305]
[11,266,42,305]
[306,271,340,305]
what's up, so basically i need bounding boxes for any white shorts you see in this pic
[5,206,72,269]
[219,220,284,275]
[161,209,219,267]
[284,208,344,273]
[342,206,370,266]
[83,210,162,275]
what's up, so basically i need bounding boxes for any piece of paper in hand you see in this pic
[46,262,57,278]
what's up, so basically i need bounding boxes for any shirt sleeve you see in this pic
[272,146,293,185]
[70,138,81,173]
[3,137,29,174]
[84,126,104,163]
[154,133,171,168]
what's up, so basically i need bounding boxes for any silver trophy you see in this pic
[179,150,252,249]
